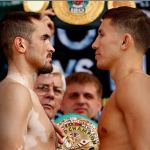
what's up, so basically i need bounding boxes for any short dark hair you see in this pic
[102,6,150,52]
[0,11,42,60]
[66,72,103,98]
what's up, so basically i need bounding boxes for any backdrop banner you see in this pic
[0,0,150,97]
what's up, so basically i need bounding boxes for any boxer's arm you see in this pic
[117,79,150,149]
[0,83,32,150]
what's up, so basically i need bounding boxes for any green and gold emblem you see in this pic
[52,0,104,25]
[55,113,99,150]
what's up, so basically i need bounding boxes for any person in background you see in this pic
[51,64,66,120]
[60,72,103,123]
[92,6,150,150]
[0,11,56,150]
[34,71,55,119]
[34,64,66,120]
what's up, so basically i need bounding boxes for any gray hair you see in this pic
[52,64,66,91]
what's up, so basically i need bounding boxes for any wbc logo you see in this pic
[67,0,89,13]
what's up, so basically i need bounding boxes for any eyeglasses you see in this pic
[36,84,64,96]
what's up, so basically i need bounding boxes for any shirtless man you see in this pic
[0,11,56,150]
[92,7,150,150]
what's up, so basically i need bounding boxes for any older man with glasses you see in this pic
[34,64,66,120]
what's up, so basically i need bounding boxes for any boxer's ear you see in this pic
[121,33,133,50]
[13,37,27,53]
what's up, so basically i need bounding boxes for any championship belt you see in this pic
[107,0,136,9]
[52,0,104,26]
[55,113,99,150]
[22,0,136,29]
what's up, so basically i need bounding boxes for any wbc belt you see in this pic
[52,0,105,26]
[23,1,136,29]
[55,113,99,150]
